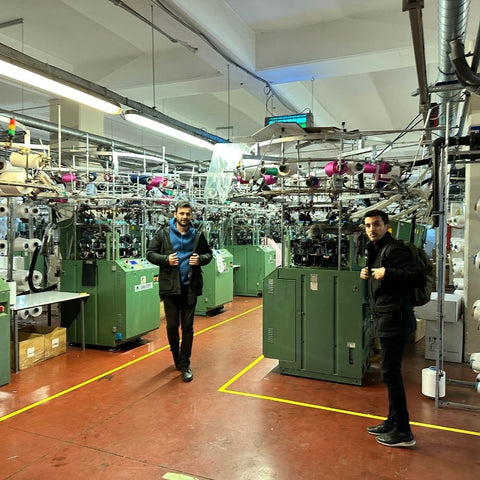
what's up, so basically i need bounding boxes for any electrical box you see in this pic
[263,267,370,385]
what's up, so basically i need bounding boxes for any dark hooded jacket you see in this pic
[366,231,424,339]
[146,221,212,297]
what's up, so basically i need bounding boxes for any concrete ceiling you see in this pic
[0,0,479,167]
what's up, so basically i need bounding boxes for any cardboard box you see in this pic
[408,318,425,343]
[11,331,44,370]
[20,326,67,359]
[424,320,463,363]
[414,292,462,322]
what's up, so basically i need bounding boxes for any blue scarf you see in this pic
[169,217,196,284]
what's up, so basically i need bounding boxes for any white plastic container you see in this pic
[421,366,446,398]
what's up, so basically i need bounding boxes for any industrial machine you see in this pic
[263,267,370,385]
[389,219,427,247]
[0,278,10,386]
[229,244,276,296]
[58,203,161,348]
[60,257,159,347]
[195,248,234,315]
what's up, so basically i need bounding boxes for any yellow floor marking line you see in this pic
[194,305,262,336]
[219,355,480,438]
[0,305,262,423]
[0,343,171,422]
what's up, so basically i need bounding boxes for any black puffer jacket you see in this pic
[366,232,424,339]
[146,225,212,297]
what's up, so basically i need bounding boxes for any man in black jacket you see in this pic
[147,201,212,382]
[360,209,424,447]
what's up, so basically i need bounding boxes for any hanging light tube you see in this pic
[0,59,122,115]
[124,110,216,151]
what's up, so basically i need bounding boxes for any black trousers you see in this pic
[379,336,410,432]
[162,287,198,369]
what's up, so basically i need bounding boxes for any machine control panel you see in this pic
[213,249,233,273]
[117,258,156,271]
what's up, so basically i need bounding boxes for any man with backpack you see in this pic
[360,209,426,447]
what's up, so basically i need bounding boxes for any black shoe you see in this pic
[376,428,416,447]
[181,367,193,383]
[366,420,394,436]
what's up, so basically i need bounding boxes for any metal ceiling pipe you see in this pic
[403,0,430,118]
[0,109,206,170]
[456,21,480,135]
[110,0,298,114]
[436,0,470,129]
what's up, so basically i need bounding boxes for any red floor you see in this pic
[1,296,479,480]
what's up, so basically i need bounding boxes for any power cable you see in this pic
[147,0,297,113]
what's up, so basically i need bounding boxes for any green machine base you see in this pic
[60,258,160,347]
[0,278,10,386]
[195,249,234,315]
[263,267,370,386]
[229,244,276,296]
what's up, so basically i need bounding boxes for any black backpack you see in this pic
[380,241,434,306]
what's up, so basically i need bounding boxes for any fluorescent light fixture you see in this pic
[124,110,216,151]
[0,59,122,115]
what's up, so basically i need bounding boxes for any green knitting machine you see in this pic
[58,206,160,348]
[195,249,234,315]
[389,220,427,247]
[60,256,159,347]
[229,244,276,296]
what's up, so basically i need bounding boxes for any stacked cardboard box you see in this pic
[408,318,426,343]
[10,331,44,371]
[11,326,67,370]
[22,326,67,359]
[414,292,462,322]
[414,292,464,363]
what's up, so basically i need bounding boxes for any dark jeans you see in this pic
[379,336,410,432]
[162,287,198,369]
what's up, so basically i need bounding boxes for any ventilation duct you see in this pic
[436,0,470,129]
[0,109,205,171]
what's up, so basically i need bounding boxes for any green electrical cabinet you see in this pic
[195,249,234,315]
[263,267,370,385]
[0,278,10,386]
[230,244,276,296]
[60,258,160,347]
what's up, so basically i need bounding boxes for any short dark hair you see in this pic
[175,200,192,212]
[364,209,389,224]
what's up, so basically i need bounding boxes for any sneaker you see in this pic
[367,420,394,436]
[376,428,416,447]
[181,367,193,383]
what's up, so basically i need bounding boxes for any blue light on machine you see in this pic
[265,112,313,128]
